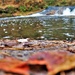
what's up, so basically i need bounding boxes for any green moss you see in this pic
[19,5,27,12]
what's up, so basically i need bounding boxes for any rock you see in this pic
[67,46,75,53]
[4,39,18,47]
[46,10,56,15]
[17,38,30,43]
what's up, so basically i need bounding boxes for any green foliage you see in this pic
[19,6,27,12]
[27,6,32,11]
[5,6,17,14]
[49,0,55,5]
[45,0,55,5]
[61,0,66,4]
[44,4,49,9]
[34,5,39,10]
[15,0,20,3]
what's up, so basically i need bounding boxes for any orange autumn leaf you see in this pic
[0,51,75,75]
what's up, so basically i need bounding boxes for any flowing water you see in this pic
[0,6,75,40]
[0,7,75,75]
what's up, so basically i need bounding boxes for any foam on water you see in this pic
[62,8,75,16]
[28,13,44,17]
[62,8,71,15]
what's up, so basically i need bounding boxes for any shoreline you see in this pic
[0,38,75,51]
[0,8,44,18]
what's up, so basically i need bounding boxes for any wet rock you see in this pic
[46,10,56,15]
[17,38,30,43]
[4,39,18,47]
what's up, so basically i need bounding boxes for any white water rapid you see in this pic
[30,6,75,16]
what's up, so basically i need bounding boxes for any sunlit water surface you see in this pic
[0,16,75,40]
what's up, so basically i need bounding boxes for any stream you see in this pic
[0,6,75,40]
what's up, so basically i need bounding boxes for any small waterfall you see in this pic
[62,8,75,15]
[63,8,71,15]
[44,6,75,16]
[30,6,75,16]
[71,9,75,14]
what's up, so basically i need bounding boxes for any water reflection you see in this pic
[0,16,75,40]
